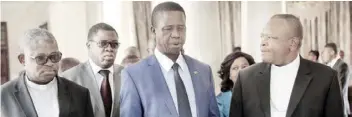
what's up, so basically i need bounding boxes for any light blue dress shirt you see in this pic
[217,90,232,117]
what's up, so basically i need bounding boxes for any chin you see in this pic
[102,62,114,68]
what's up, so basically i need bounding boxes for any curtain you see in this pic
[132,1,152,58]
[218,1,241,57]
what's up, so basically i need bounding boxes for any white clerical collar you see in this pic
[271,54,300,71]
[154,48,187,72]
[88,59,114,74]
[328,56,339,68]
[26,75,57,90]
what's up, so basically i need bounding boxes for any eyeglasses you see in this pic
[29,52,62,65]
[90,40,120,49]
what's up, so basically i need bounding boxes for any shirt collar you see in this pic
[328,56,339,68]
[88,59,114,74]
[26,75,57,90]
[154,48,187,72]
[271,54,300,71]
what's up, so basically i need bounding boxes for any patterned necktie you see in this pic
[99,70,112,117]
[172,63,192,117]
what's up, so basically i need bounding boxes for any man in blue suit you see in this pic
[120,2,220,117]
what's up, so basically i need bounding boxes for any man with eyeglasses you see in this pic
[61,23,123,117]
[1,28,94,117]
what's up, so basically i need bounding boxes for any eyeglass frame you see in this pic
[28,51,63,65]
[89,40,120,49]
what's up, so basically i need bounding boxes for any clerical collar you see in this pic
[271,54,300,70]
[26,75,57,90]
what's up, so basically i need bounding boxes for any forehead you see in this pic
[232,57,249,65]
[262,18,291,37]
[92,30,118,41]
[26,40,58,55]
[155,11,186,27]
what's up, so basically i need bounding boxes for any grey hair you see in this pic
[19,28,57,54]
[271,14,303,48]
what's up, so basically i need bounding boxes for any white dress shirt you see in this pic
[270,54,300,117]
[154,48,197,117]
[26,76,59,117]
[89,59,115,99]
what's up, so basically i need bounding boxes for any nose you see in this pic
[171,29,180,39]
[261,38,268,47]
[104,44,115,52]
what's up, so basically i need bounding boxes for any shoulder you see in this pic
[60,63,86,76]
[58,77,89,93]
[123,56,151,73]
[1,78,19,95]
[304,59,335,75]
[183,55,211,70]
[240,62,268,76]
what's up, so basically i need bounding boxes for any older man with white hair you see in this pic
[1,28,94,117]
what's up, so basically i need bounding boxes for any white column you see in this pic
[241,1,282,62]
[102,1,137,64]
[49,1,89,62]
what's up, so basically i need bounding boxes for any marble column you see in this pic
[49,1,89,62]
[241,1,282,62]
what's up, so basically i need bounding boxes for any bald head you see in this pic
[261,14,303,66]
[268,14,303,47]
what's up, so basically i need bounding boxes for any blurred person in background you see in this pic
[58,57,80,73]
[307,50,319,62]
[322,42,350,116]
[217,52,255,117]
[121,46,141,67]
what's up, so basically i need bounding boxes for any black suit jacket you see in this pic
[1,72,94,117]
[332,59,349,89]
[230,57,344,117]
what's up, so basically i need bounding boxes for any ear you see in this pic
[290,37,300,49]
[86,42,90,48]
[18,54,25,65]
[151,26,156,34]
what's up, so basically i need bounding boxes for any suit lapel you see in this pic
[14,74,38,117]
[256,63,271,117]
[148,55,178,116]
[81,62,105,115]
[111,65,123,117]
[286,58,312,117]
[184,55,201,117]
[57,77,71,117]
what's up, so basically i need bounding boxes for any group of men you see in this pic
[1,1,349,117]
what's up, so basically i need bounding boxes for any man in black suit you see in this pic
[322,43,350,116]
[230,14,344,117]
[1,28,94,117]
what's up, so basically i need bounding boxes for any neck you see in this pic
[275,52,298,66]
[28,76,54,85]
[165,53,179,62]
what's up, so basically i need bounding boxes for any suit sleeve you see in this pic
[229,71,243,117]
[207,66,220,117]
[339,63,349,90]
[120,69,143,117]
[324,70,344,117]
[85,89,94,117]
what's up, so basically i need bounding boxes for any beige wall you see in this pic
[1,1,49,79]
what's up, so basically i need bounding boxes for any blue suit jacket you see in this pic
[120,55,220,117]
